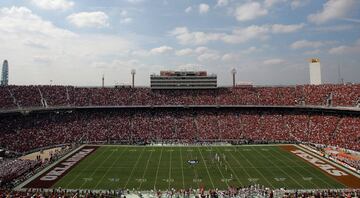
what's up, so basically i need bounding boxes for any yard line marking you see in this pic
[232,147,275,188]
[154,147,164,190]
[226,148,252,180]
[205,146,229,188]
[273,147,332,188]
[179,148,185,189]
[93,147,128,189]
[213,147,243,186]
[252,146,305,189]
[168,147,172,190]
[189,147,200,189]
[197,147,215,189]
[79,148,117,189]
[138,148,154,190]
[266,147,320,188]
[124,147,145,189]
[64,147,107,189]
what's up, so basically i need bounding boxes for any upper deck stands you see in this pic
[0,84,360,110]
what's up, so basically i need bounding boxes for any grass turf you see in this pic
[53,145,344,190]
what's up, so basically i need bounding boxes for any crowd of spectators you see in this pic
[1,84,360,109]
[1,85,359,194]
[0,146,73,189]
[307,144,360,172]
[0,109,359,154]
[0,159,40,187]
[281,189,360,198]
[0,187,359,198]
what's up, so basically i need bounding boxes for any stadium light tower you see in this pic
[102,74,104,88]
[231,68,236,87]
[1,60,9,86]
[131,69,136,88]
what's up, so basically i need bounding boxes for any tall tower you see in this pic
[231,68,236,87]
[309,58,322,85]
[102,74,104,88]
[131,69,136,88]
[1,60,9,86]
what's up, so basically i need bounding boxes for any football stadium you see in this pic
[1,83,360,197]
[1,0,360,197]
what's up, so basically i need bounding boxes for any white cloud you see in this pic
[264,0,286,8]
[175,48,193,56]
[32,55,53,64]
[329,39,360,55]
[312,25,354,32]
[329,46,349,55]
[199,4,210,14]
[221,53,232,61]
[127,0,144,3]
[0,6,75,38]
[170,24,303,46]
[120,17,132,24]
[291,0,310,9]
[304,49,321,55]
[0,6,137,85]
[221,53,239,62]
[234,2,267,21]
[169,27,221,45]
[197,52,220,62]
[290,40,324,49]
[222,47,260,62]
[23,39,49,49]
[150,45,173,54]
[119,10,132,24]
[263,58,285,65]
[271,23,305,33]
[92,59,140,70]
[67,11,109,28]
[185,6,192,13]
[216,0,228,7]
[170,26,267,45]
[241,46,259,54]
[31,0,74,10]
[195,46,209,54]
[308,0,356,24]
[120,10,128,17]
[130,49,150,57]
[176,64,204,71]
[342,18,360,23]
[221,25,269,44]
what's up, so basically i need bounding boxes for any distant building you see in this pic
[150,70,217,89]
[1,60,8,86]
[309,58,321,85]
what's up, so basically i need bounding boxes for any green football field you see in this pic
[53,145,344,190]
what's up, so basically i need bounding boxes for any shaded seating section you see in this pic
[0,109,359,153]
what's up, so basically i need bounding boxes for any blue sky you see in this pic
[0,0,359,86]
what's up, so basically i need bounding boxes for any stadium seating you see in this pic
[1,109,359,153]
[1,84,360,109]
[1,84,360,193]
[0,185,359,197]
[0,159,40,185]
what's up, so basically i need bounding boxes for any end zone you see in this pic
[281,145,360,188]
[22,146,98,189]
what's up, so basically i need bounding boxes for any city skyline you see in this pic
[0,0,359,86]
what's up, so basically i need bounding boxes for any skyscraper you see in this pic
[1,60,9,86]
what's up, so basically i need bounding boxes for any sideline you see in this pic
[14,145,86,191]
[86,143,295,147]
